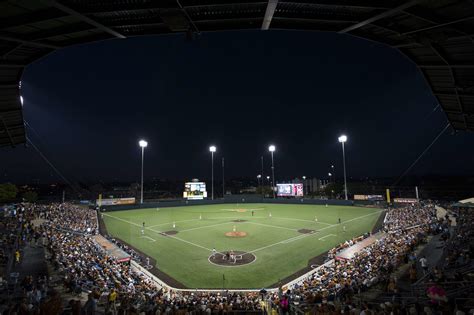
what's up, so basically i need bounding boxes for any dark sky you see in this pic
[1,30,473,184]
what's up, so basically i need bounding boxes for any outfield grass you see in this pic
[102,203,382,289]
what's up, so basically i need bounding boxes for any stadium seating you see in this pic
[1,201,473,314]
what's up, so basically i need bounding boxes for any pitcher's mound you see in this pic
[231,219,247,222]
[160,230,178,236]
[236,209,247,212]
[209,251,256,266]
[298,229,315,234]
[225,231,247,237]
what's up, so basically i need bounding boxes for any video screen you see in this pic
[183,182,207,200]
[277,183,303,197]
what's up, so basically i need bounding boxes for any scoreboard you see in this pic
[277,183,304,197]
[183,182,207,200]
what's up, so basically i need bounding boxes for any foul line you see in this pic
[140,235,156,242]
[246,221,298,231]
[280,233,312,244]
[147,218,200,229]
[179,221,234,233]
[266,216,332,226]
[145,217,267,229]
[318,234,336,241]
[220,208,266,211]
[102,213,142,227]
[147,228,212,252]
[249,210,383,254]
[102,213,212,252]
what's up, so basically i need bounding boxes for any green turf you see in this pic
[102,203,382,289]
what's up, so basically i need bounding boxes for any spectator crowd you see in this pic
[1,201,472,314]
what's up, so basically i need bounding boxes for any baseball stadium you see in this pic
[100,203,384,289]
[1,0,474,314]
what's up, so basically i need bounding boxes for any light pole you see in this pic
[331,165,335,183]
[302,176,306,195]
[138,139,148,204]
[338,135,348,200]
[222,157,225,198]
[268,145,276,198]
[209,145,216,200]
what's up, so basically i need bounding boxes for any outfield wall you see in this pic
[102,195,382,211]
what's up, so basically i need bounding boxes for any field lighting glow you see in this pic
[139,140,148,148]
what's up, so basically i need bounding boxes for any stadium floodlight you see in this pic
[138,139,148,204]
[209,146,216,200]
[338,135,348,200]
[338,135,347,143]
[328,172,332,177]
[257,174,262,189]
[268,145,276,198]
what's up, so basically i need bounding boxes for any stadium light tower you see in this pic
[302,176,306,195]
[209,145,216,200]
[268,145,276,198]
[138,139,148,204]
[338,135,348,200]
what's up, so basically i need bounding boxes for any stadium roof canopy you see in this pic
[1,0,474,147]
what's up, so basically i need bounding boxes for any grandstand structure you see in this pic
[0,0,474,147]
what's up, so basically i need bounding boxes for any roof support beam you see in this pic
[0,43,22,58]
[429,43,468,129]
[23,22,94,41]
[42,0,126,39]
[262,0,278,30]
[339,0,420,33]
[0,63,25,68]
[0,8,67,30]
[434,92,474,98]
[419,64,474,69]
[0,115,15,147]
[176,0,200,33]
[401,15,474,36]
[0,82,19,89]
[0,34,59,49]
[402,8,473,39]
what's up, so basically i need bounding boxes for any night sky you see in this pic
[1,30,473,183]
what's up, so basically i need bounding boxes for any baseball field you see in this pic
[101,203,383,289]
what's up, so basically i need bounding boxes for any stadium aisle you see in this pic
[11,242,47,280]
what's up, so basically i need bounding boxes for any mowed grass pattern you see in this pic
[102,203,382,289]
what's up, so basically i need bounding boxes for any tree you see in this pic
[324,182,344,198]
[22,191,38,203]
[0,183,18,202]
[255,186,273,196]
